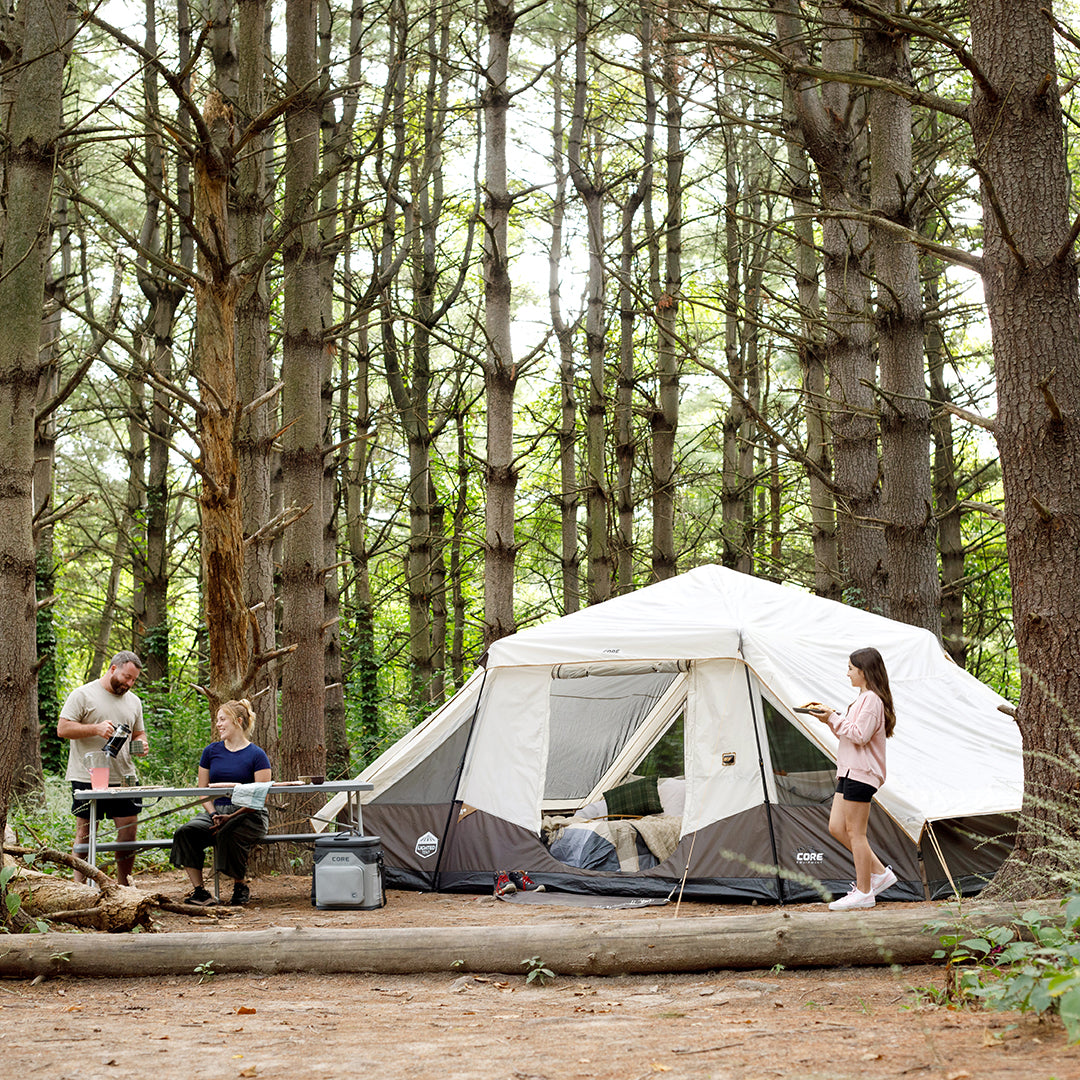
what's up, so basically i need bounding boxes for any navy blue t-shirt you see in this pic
[199,741,272,810]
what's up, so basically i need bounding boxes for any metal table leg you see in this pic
[88,798,98,869]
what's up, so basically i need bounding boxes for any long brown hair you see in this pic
[850,647,896,737]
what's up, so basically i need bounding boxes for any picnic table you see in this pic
[74,780,374,888]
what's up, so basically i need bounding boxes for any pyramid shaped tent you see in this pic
[322,566,1022,902]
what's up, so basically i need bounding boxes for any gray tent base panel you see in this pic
[365,803,1013,904]
[387,868,927,904]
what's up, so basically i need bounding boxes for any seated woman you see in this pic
[171,698,271,906]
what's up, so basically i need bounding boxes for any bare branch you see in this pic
[242,381,284,417]
[942,402,997,434]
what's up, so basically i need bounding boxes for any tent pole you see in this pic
[431,668,489,892]
[923,820,962,902]
[743,660,785,903]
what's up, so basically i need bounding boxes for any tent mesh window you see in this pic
[762,699,836,805]
[637,716,684,777]
[543,671,679,800]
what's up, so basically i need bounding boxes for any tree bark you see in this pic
[317,0,363,773]
[548,55,581,614]
[0,0,67,843]
[133,0,193,687]
[650,24,681,585]
[927,268,965,666]
[481,0,518,646]
[0,901,1059,976]
[967,0,1080,897]
[773,0,885,610]
[4,859,159,932]
[568,0,612,606]
[236,0,279,759]
[865,14,939,635]
[783,83,840,600]
[279,0,326,785]
[194,91,247,707]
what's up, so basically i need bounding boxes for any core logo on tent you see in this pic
[795,850,824,864]
[415,832,439,859]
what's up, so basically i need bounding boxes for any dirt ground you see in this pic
[3,869,1079,1080]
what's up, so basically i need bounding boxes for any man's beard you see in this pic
[110,676,130,695]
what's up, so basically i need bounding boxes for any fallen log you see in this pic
[0,900,1060,979]
[2,847,230,931]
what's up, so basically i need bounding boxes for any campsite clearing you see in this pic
[2,871,1076,1080]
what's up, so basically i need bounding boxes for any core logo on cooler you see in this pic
[415,831,439,859]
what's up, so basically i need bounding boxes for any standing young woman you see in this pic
[807,647,897,911]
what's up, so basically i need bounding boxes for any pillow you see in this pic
[603,775,663,817]
[573,798,608,820]
[657,777,686,818]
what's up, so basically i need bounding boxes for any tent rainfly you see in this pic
[319,566,1022,903]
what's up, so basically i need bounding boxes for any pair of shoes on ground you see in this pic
[183,882,251,906]
[827,866,898,911]
[494,870,545,897]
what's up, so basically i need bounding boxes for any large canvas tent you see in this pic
[321,566,1022,902]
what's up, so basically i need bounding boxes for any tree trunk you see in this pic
[344,314,379,752]
[194,91,247,707]
[783,84,840,600]
[317,0,362,775]
[651,30,681,584]
[134,0,193,687]
[378,0,437,698]
[236,0,279,760]
[773,0,885,610]
[481,0,518,646]
[927,269,965,666]
[0,0,67,842]
[21,247,63,794]
[722,123,748,573]
[967,0,1080,897]
[568,0,611,606]
[548,56,581,614]
[279,0,326,786]
[450,408,469,687]
[865,15,939,635]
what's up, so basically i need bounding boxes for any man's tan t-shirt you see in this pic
[62,679,145,784]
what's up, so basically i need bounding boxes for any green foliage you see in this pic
[522,955,555,986]
[9,776,186,877]
[194,959,216,983]
[522,955,555,985]
[134,682,214,786]
[929,898,1080,1041]
[0,863,50,934]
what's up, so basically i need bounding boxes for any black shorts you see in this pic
[71,781,142,819]
[836,775,878,804]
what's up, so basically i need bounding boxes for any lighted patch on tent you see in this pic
[415,832,439,859]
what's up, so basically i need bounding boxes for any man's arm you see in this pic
[56,715,114,740]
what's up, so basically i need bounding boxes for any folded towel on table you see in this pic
[229,781,273,809]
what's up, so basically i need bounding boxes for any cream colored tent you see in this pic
[320,567,1022,901]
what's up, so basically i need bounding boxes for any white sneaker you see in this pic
[871,866,898,896]
[828,887,876,911]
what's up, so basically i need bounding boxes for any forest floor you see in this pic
[2,869,1078,1080]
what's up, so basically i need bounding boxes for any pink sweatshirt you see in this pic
[827,690,887,788]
